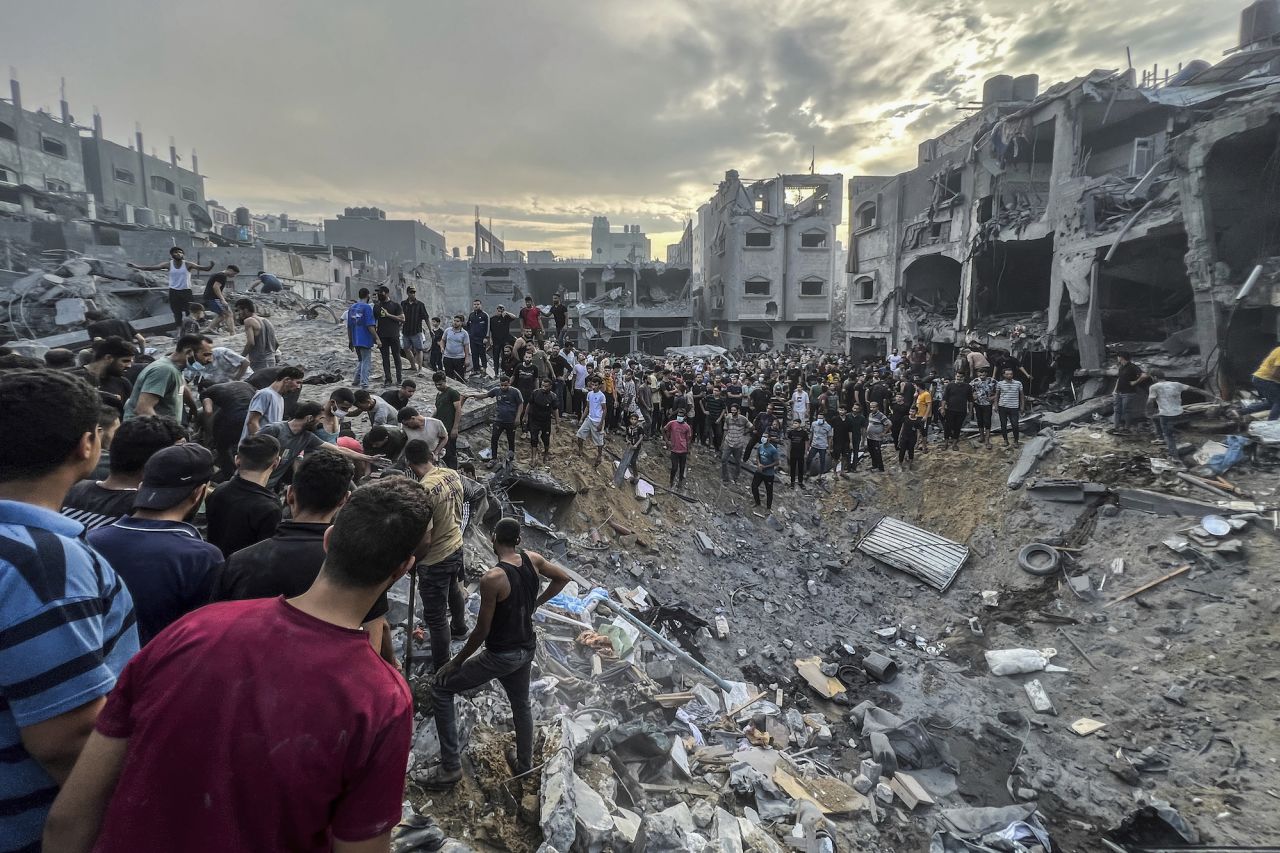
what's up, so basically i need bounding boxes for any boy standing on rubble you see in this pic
[575,375,607,467]
[422,517,570,789]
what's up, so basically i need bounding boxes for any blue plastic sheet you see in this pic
[546,587,610,614]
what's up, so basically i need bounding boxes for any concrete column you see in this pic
[1046,96,1081,218]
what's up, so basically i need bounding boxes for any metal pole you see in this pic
[595,599,733,691]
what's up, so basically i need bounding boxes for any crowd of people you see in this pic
[3,258,1273,850]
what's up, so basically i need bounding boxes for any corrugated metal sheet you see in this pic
[856,516,970,591]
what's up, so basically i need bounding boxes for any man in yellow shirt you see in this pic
[913,383,933,453]
[404,440,468,672]
[1240,345,1280,421]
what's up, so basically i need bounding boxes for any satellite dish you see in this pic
[188,203,214,231]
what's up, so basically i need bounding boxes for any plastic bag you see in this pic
[984,648,1055,676]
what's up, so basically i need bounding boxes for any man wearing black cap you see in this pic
[489,304,516,378]
[87,444,223,645]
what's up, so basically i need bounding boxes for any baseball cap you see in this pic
[134,444,215,510]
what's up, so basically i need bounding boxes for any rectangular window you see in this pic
[0,166,14,184]
[333,270,340,283]
[744,231,772,248]
[44,177,71,193]
[181,186,197,201]
[113,167,135,184]
[313,287,324,300]
[858,279,875,301]
[800,232,827,249]
[744,278,770,296]
[800,279,824,296]
[213,210,229,224]
[150,175,175,194]
[41,136,68,158]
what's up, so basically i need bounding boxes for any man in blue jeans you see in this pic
[420,517,569,788]
[346,289,377,389]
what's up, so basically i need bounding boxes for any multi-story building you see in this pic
[324,207,446,269]
[846,0,1280,393]
[469,257,693,354]
[0,75,90,216]
[695,170,843,350]
[80,114,206,230]
[591,216,651,263]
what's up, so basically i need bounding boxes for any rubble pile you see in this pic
[0,257,166,340]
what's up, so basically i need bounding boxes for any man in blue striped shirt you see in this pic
[0,370,139,852]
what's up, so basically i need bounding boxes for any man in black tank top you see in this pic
[420,517,569,789]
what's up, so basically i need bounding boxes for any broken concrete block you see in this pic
[868,732,898,776]
[714,615,730,639]
[853,774,874,794]
[612,808,641,845]
[572,773,614,850]
[874,782,894,804]
[711,807,743,853]
[690,798,715,829]
[633,803,694,852]
[859,759,882,786]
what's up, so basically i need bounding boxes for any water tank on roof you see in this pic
[1012,74,1039,101]
[982,74,1014,105]
[1241,0,1280,50]
[134,207,155,226]
[234,206,251,226]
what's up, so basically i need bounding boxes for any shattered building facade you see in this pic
[696,170,844,350]
[847,0,1280,393]
[324,207,447,269]
[0,76,90,217]
[470,258,693,354]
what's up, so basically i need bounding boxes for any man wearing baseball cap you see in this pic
[88,444,223,645]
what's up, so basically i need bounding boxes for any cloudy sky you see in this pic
[6,0,1231,256]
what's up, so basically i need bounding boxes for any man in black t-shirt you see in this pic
[74,337,135,413]
[203,264,239,336]
[374,286,405,386]
[401,286,428,374]
[488,305,516,378]
[549,295,568,343]
[201,379,256,479]
[1110,351,1149,434]
[940,372,974,450]
[85,311,146,353]
[523,378,559,464]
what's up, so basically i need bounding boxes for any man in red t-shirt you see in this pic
[43,478,433,853]
[663,406,694,490]
[519,296,544,341]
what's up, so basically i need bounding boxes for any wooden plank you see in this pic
[888,772,934,810]
[1104,564,1191,607]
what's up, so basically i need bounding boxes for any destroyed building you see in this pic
[696,170,844,350]
[0,76,89,217]
[469,257,694,354]
[324,206,447,269]
[847,0,1280,394]
[592,215,652,263]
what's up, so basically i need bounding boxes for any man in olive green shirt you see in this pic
[124,335,213,422]
[404,439,468,673]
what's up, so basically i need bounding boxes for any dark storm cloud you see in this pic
[1,0,1240,253]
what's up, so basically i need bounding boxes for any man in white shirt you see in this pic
[188,346,251,385]
[790,387,809,423]
[575,375,607,467]
[397,407,449,460]
[1146,372,1216,458]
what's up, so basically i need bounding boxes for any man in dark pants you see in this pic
[374,286,405,386]
[487,374,525,466]
[940,372,973,451]
[128,246,213,329]
[421,517,569,788]
[466,300,490,376]
[408,439,470,682]
[489,304,516,378]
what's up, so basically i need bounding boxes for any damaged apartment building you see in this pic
[695,170,844,350]
[453,215,695,354]
[847,0,1280,395]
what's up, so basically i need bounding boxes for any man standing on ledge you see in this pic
[128,246,213,330]
[421,517,569,789]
